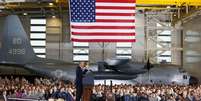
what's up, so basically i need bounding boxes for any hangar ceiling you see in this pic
[0,0,200,24]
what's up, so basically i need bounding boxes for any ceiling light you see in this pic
[166,6,171,8]
[23,13,28,16]
[52,15,56,18]
[49,3,54,6]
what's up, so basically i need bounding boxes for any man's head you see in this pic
[79,61,87,68]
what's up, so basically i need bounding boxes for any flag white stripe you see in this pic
[96,9,136,13]
[96,16,135,20]
[71,35,135,39]
[71,29,135,33]
[71,22,135,26]
[96,3,136,7]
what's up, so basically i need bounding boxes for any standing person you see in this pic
[75,61,88,101]
[3,91,7,101]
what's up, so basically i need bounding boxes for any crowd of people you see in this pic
[0,76,201,101]
[91,84,201,101]
[0,76,75,101]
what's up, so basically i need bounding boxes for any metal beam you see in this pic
[137,0,201,6]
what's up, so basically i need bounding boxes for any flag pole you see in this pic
[102,42,105,61]
[102,42,106,96]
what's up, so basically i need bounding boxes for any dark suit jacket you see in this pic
[75,66,88,87]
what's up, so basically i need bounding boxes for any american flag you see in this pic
[70,0,136,42]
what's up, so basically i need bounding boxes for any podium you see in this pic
[82,73,94,101]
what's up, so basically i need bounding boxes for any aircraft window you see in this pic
[157,30,171,36]
[156,22,172,63]
[73,42,89,47]
[30,33,46,39]
[73,42,89,62]
[157,44,162,48]
[116,42,132,48]
[30,18,46,58]
[73,49,89,54]
[157,43,171,48]
[30,32,46,35]
[157,36,171,42]
[33,48,46,53]
[116,55,132,59]
[116,42,132,59]
[157,51,171,56]
[37,55,46,58]
[31,19,46,25]
[73,55,89,61]
[156,23,162,27]
[116,49,132,54]
[31,26,46,32]
[31,40,46,46]
[156,23,171,27]
[156,49,172,63]
[157,57,171,63]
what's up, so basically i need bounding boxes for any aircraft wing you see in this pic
[24,58,77,82]
[25,58,140,81]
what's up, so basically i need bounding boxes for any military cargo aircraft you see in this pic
[0,15,153,82]
[0,15,195,85]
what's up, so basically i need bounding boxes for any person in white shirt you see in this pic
[3,91,7,101]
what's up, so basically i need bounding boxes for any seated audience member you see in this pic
[105,90,115,101]
[48,98,55,101]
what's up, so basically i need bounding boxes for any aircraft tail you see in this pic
[0,15,36,64]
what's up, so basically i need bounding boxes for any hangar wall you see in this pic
[0,13,144,63]
[20,12,145,63]
[172,24,182,65]
[68,12,144,63]
[89,13,145,63]
[182,15,201,79]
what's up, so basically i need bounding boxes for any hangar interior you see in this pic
[1,1,201,101]
[0,0,201,82]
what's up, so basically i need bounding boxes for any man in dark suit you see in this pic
[75,61,88,101]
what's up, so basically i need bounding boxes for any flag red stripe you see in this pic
[96,13,135,16]
[96,0,136,3]
[71,26,135,29]
[71,38,136,42]
[96,6,135,10]
[72,32,135,36]
[96,19,135,23]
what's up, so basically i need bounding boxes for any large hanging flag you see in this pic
[70,0,136,42]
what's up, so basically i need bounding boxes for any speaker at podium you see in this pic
[82,72,94,101]
[83,72,94,86]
